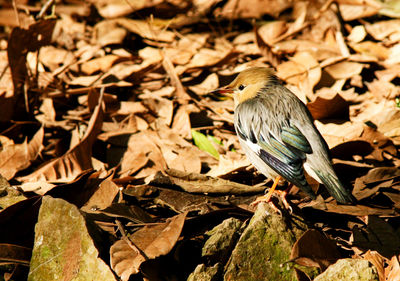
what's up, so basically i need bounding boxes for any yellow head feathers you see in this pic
[217,67,277,106]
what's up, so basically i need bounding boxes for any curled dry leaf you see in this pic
[291,229,341,271]
[110,212,187,280]
[362,250,386,281]
[0,243,31,266]
[385,255,400,281]
[153,168,266,195]
[0,127,44,180]
[299,199,398,217]
[18,90,103,183]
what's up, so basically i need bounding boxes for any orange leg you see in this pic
[251,176,293,214]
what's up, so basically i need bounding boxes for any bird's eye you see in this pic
[238,84,246,91]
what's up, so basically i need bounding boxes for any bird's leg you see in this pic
[261,175,281,201]
[274,185,293,213]
[250,176,293,214]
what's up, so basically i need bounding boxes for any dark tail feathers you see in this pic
[317,171,355,204]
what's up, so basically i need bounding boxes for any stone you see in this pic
[187,263,221,281]
[224,203,306,281]
[28,196,116,281]
[314,258,379,281]
[202,217,243,263]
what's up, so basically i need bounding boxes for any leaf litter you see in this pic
[0,0,399,280]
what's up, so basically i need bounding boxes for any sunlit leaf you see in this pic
[191,130,220,159]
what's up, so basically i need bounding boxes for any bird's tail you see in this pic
[315,171,355,204]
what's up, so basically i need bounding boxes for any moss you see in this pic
[224,203,305,281]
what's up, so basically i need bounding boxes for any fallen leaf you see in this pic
[291,229,341,271]
[362,250,386,281]
[307,93,349,120]
[352,216,400,258]
[385,255,400,281]
[18,90,103,182]
[116,18,175,42]
[110,212,187,280]
[0,127,44,180]
[191,129,220,160]
[152,169,266,195]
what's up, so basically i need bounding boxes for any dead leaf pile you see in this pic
[0,0,399,280]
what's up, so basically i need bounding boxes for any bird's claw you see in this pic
[250,190,292,215]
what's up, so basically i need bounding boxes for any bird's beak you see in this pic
[209,85,234,96]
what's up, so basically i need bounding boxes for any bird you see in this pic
[212,67,355,206]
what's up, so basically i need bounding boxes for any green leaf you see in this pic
[191,130,220,159]
[208,135,222,145]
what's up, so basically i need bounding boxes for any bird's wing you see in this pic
[235,100,315,197]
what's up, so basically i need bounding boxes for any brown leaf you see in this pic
[81,179,120,212]
[299,197,398,216]
[142,97,173,126]
[153,169,265,195]
[338,2,380,21]
[0,243,31,266]
[362,250,386,281]
[0,196,42,248]
[116,18,175,42]
[110,212,187,280]
[100,203,154,223]
[93,0,163,18]
[162,52,191,102]
[217,0,292,19]
[385,255,400,281]
[119,131,166,177]
[307,93,349,120]
[171,104,195,139]
[18,90,103,182]
[291,229,341,271]
[0,127,44,180]
[352,216,400,258]
[8,19,56,93]
[324,61,365,80]
[255,26,280,67]
[81,55,122,75]
[93,20,127,46]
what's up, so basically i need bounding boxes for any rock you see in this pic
[224,203,306,281]
[28,196,116,281]
[187,263,221,281]
[0,174,26,209]
[314,258,379,281]
[202,217,243,263]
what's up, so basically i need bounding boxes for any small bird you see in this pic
[212,67,354,205]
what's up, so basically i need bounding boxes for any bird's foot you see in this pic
[250,190,292,215]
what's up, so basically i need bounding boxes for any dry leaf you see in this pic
[18,90,103,182]
[153,169,265,195]
[116,18,175,42]
[291,229,341,271]
[385,255,400,281]
[307,93,349,120]
[362,250,386,281]
[0,127,44,180]
[110,212,187,280]
[217,0,292,19]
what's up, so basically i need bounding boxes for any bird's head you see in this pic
[211,67,276,107]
